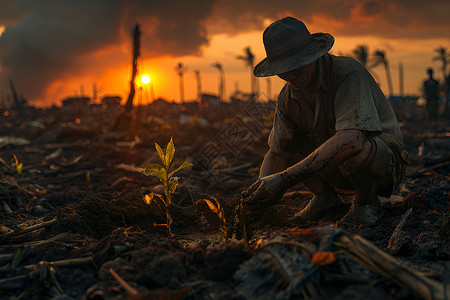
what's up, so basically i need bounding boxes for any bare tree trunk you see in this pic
[179,75,185,103]
[124,24,141,113]
[384,62,393,98]
[220,70,225,101]
[112,24,141,130]
[9,79,22,116]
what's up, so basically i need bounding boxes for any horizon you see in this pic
[0,1,449,107]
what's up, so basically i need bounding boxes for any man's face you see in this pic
[277,61,316,89]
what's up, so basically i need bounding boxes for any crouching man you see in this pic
[241,16,409,227]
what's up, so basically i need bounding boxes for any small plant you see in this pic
[197,195,229,242]
[143,137,192,236]
[13,154,23,175]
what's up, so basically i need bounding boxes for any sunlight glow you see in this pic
[141,74,151,84]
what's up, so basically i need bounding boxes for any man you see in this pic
[423,68,440,124]
[241,17,409,226]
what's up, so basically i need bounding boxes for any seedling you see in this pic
[143,137,192,236]
[197,195,229,242]
[13,154,23,175]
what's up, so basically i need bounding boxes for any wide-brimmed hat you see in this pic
[254,17,334,77]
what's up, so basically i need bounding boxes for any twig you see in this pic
[0,253,14,265]
[109,268,139,296]
[23,257,94,270]
[407,160,450,178]
[336,235,448,300]
[0,219,57,240]
[264,248,292,283]
[388,208,413,251]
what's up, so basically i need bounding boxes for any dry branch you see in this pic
[336,235,448,300]
[23,257,94,270]
[0,219,57,240]
[388,208,412,252]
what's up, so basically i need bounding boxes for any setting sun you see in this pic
[141,74,151,85]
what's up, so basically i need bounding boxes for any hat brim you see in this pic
[254,33,334,77]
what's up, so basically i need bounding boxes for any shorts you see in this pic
[338,134,408,196]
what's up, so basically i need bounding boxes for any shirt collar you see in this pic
[315,54,332,94]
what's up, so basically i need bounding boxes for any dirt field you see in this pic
[0,99,448,299]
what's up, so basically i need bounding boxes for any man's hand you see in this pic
[241,172,289,212]
[232,172,289,241]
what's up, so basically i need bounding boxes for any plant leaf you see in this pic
[143,163,167,183]
[143,193,164,205]
[168,161,193,178]
[17,163,23,175]
[168,176,179,196]
[165,137,175,170]
[155,143,165,165]
[211,196,221,210]
[202,199,219,214]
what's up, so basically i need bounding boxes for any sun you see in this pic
[141,74,151,84]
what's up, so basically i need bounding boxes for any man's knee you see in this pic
[340,136,397,196]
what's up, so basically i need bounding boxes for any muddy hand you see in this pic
[241,172,288,211]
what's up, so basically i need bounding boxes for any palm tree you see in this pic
[174,62,187,103]
[212,62,225,101]
[194,70,202,101]
[432,46,450,103]
[432,47,449,81]
[352,45,370,69]
[237,47,258,94]
[372,50,393,97]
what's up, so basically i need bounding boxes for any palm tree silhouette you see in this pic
[432,47,449,81]
[372,50,393,97]
[352,45,370,69]
[194,70,202,101]
[432,47,450,103]
[237,47,258,94]
[212,62,225,101]
[175,62,187,103]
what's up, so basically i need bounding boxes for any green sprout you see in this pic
[197,196,229,243]
[143,137,193,236]
[13,154,23,175]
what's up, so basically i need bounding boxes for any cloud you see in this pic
[0,0,448,102]
[207,0,449,39]
[0,0,214,100]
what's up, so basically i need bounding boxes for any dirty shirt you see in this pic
[269,53,403,156]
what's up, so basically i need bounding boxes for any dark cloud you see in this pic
[207,0,449,38]
[0,0,214,99]
[0,0,448,101]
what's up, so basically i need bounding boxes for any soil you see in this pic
[0,99,448,300]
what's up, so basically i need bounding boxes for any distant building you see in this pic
[201,93,220,108]
[61,97,90,114]
[101,96,122,110]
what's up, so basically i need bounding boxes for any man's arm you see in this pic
[242,129,369,205]
[259,149,289,178]
[283,129,368,186]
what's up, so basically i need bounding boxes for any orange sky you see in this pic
[44,30,449,106]
[0,1,449,106]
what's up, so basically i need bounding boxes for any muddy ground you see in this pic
[0,99,448,300]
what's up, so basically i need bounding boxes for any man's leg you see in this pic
[289,153,346,222]
[339,136,395,225]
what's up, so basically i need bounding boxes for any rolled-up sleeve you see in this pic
[268,86,296,155]
[334,72,382,133]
